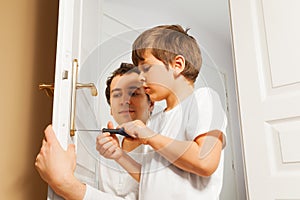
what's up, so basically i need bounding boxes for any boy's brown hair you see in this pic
[132,24,202,83]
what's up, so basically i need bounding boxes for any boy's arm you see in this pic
[145,130,223,177]
[120,120,224,177]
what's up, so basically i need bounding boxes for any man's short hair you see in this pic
[105,63,150,105]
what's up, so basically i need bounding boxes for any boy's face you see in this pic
[110,72,152,125]
[138,50,175,102]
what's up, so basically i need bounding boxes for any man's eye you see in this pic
[112,93,122,98]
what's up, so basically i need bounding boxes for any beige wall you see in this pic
[0,0,59,199]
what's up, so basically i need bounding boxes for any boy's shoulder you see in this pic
[147,109,163,124]
[195,86,223,99]
[193,87,222,108]
[194,86,215,96]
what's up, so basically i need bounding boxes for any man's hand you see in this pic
[96,121,123,161]
[35,125,77,194]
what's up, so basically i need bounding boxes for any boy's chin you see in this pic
[149,94,163,102]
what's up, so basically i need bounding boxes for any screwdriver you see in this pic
[75,127,132,138]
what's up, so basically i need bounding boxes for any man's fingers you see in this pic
[107,121,114,129]
[67,143,75,153]
[44,124,57,144]
[110,134,119,143]
[103,144,118,157]
[42,138,47,146]
[97,139,115,154]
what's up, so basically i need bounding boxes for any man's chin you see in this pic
[117,115,136,124]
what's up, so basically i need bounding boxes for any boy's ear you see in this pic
[172,55,185,77]
[149,101,155,113]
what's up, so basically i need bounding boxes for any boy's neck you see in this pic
[165,79,194,111]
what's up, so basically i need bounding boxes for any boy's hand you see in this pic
[118,120,157,144]
[96,121,123,160]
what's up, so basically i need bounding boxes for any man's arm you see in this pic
[96,132,141,182]
[35,125,86,200]
[36,125,141,199]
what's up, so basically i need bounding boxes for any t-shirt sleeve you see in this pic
[186,88,227,147]
[83,184,138,200]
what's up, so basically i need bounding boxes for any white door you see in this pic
[49,0,243,199]
[230,0,300,199]
[49,0,103,199]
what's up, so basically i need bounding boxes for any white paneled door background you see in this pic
[230,0,300,199]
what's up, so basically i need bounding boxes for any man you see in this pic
[35,63,153,200]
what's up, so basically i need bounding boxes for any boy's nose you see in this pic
[139,72,146,83]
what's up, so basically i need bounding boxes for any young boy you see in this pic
[35,63,153,200]
[97,25,227,199]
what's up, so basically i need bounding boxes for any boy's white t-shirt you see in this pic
[140,87,227,200]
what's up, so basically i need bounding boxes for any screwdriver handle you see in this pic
[101,128,132,138]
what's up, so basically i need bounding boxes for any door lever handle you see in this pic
[70,59,98,136]
[76,83,98,96]
[39,60,98,136]
[38,83,98,97]
[39,83,54,97]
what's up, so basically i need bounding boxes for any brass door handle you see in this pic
[39,83,54,97]
[70,59,98,136]
[39,60,98,137]
[38,83,97,98]
[76,83,98,96]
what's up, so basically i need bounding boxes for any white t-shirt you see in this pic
[75,134,142,200]
[139,87,227,200]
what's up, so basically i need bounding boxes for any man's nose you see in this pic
[121,94,131,105]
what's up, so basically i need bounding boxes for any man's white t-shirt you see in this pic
[139,87,227,200]
[75,134,141,200]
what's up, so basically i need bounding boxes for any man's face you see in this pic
[110,73,152,125]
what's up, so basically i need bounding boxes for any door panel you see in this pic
[230,0,300,199]
[261,0,300,87]
[50,0,102,199]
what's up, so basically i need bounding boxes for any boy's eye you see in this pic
[129,90,140,97]
[141,64,151,72]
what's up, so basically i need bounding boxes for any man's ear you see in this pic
[172,55,185,77]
